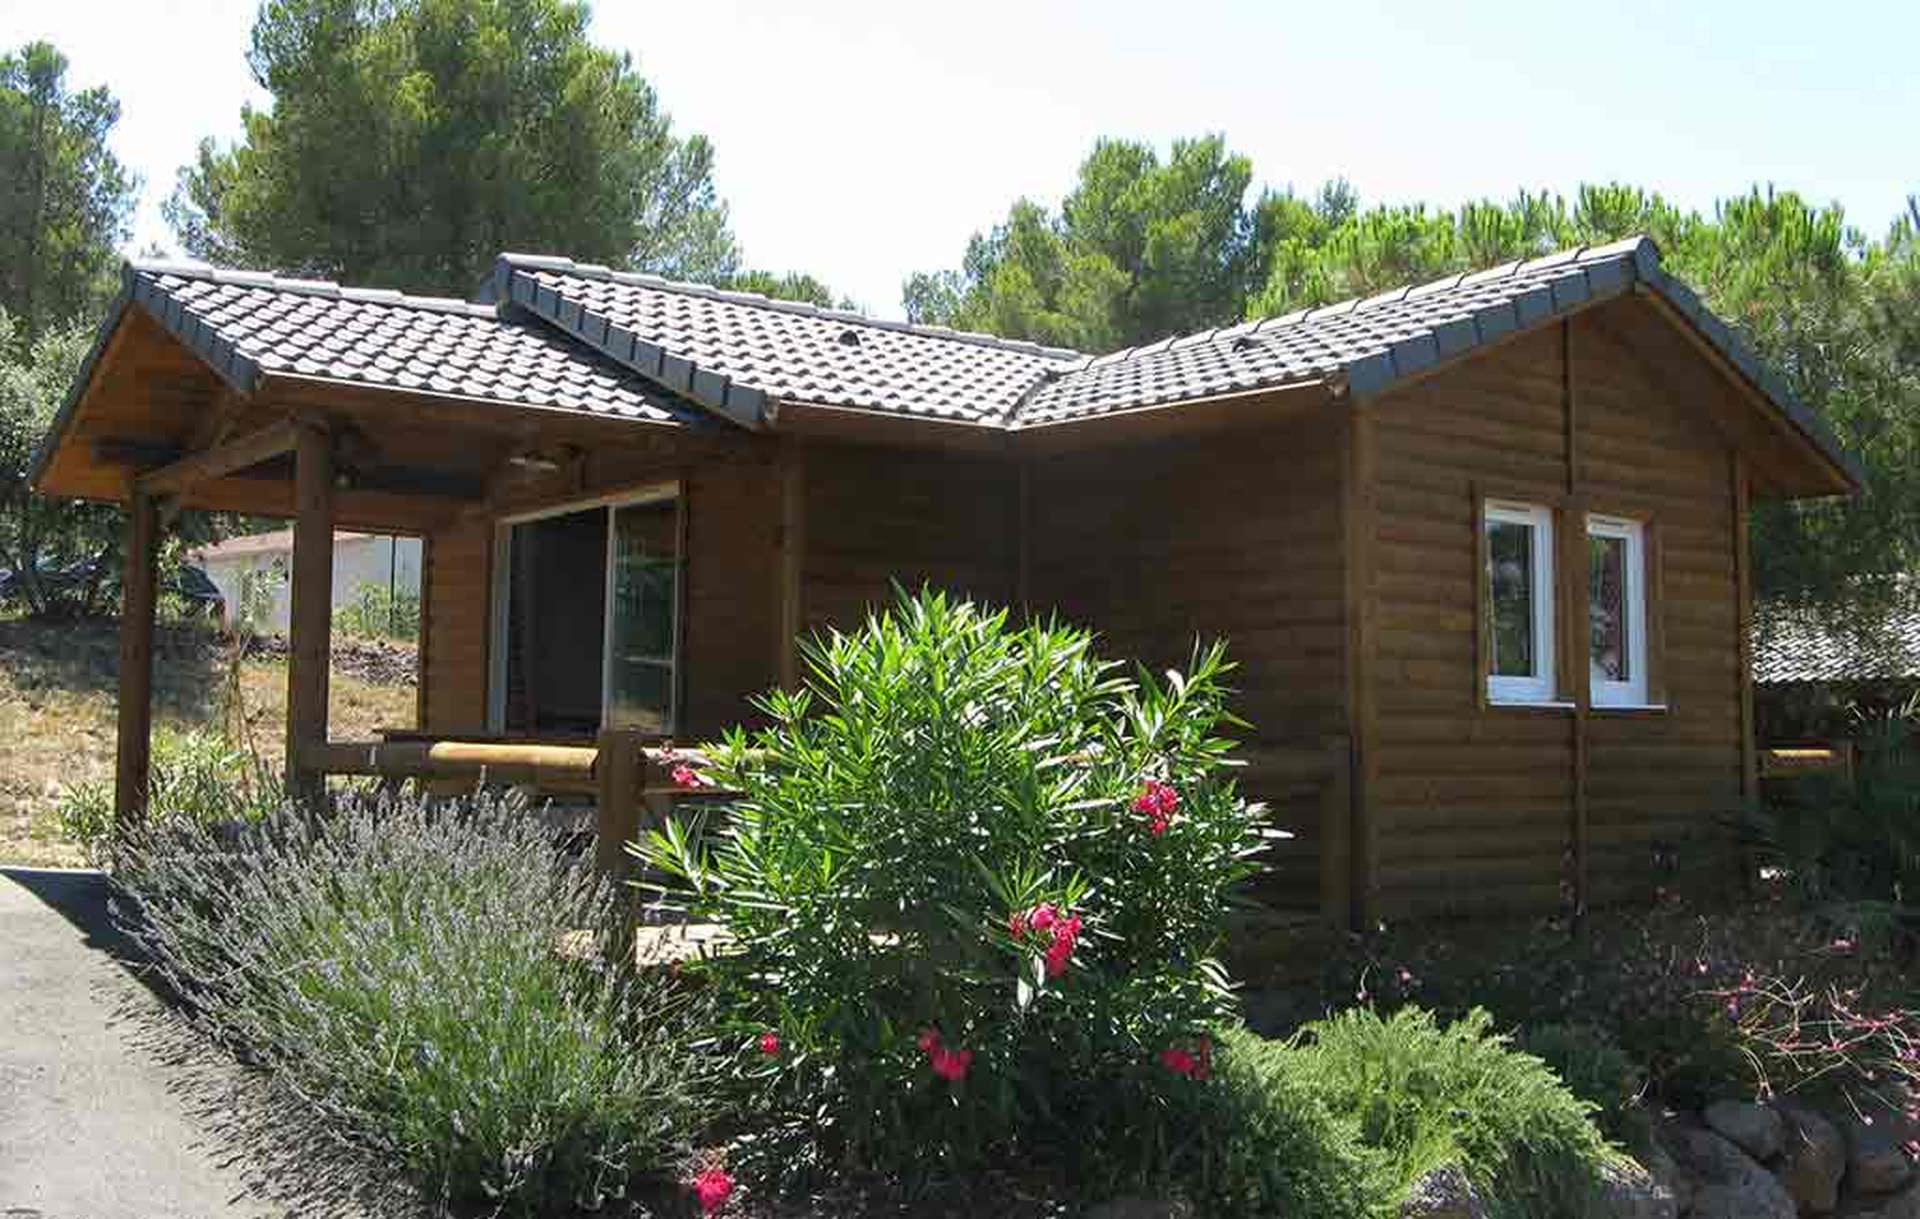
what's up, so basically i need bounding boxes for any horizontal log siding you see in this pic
[1576,310,1743,902]
[421,517,492,731]
[1366,303,1743,916]
[1026,411,1348,912]
[801,442,1019,633]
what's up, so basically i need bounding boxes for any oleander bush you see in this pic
[641,589,1278,1192]
[113,789,711,1215]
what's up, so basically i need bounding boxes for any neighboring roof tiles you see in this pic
[1753,607,1920,685]
[188,527,384,561]
[496,255,1084,427]
[126,262,707,425]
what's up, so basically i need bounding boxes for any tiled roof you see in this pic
[494,255,1083,427]
[126,262,707,425]
[487,241,1854,487]
[1754,607,1920,684]
[1017,240,1644,424]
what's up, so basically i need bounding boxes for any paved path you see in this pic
[0,867,278,1219]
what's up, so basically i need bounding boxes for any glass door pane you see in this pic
[605,496,680,732]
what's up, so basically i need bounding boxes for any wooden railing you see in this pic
[294,727,727,874]
[297,729,1359,925]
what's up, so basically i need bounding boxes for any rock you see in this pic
[1086,1201,1192,1219]
[1644,1134,1696,1214]
[1705,1099,1786,1160]
[1669,1126,1796,1219]
[1777,1105,1847,1214]
[1597,1157,1679,1219]
[1400,1165,1488,1219]
[1843,1178,1920,1219]
[1847,1116,1917,1197]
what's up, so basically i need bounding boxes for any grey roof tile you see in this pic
[1754,607,1920,684]
[125,262,704,426]
[500,255,1084,427]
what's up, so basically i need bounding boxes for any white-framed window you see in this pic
[1586,514,1649,707]
[487,482,683,737]
[1484,500,1557,705]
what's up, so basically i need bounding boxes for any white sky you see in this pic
[2,0,1914,318]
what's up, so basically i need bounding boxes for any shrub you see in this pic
[642,590,1273,1188]
[1293,1007,1618,1218]
[58,727,279,853]
[1175,1024,1395,1218]
[333,579,420,641]
[113,789,710,1214]
[1517,1022,1649,1148]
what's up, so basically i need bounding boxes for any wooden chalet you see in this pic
[30,237,1859,924]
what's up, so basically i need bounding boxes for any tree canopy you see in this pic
[166,0,741,294]
[0,41,135,343]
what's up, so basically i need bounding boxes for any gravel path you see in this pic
[0,867,279,1219]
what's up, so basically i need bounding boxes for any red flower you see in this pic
[1007,910,1029,938]
[1045,936,1074,978]
[693,1168,735,1214]
[917,1028,941,1053]
[757,1030,781,1056]
[670,763,714,789]
[1132,779,1181,831]
[1029,903,1058,933]
[1160,1047,1197,1076]
[930,1045,974,1081]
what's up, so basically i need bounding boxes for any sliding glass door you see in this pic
[490,484,682,737]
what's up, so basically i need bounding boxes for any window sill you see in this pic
[1485,698,1577,711]
[1590,702,1670,715]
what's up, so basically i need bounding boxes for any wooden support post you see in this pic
[113,490,160,832]
[1341,406,1378,929]
[595,727,646,875]
[775,439,806,691]
[1563,320,1590,919]
[1733,453,1757,803]
[285,419,334,806]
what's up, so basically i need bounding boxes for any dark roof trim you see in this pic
[496,259,764,431]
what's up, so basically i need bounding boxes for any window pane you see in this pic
[1589,533,1628,683]
[1487,520,1535,677]
[607,498,679,731]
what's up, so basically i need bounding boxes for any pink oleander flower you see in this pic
[758,1030,781,1056]
[1029,903,1058,933]
[917,1028,941,1053]
[1160,1047,1197,1076]
[670,763,714,789]
[930,1045,973,1081]
[693,1168,735,1214]
[1007,910,1029,937]
[1045,936,1074,978]
[1132,779,1181,831]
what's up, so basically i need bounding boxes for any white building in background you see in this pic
[188,530,422,633]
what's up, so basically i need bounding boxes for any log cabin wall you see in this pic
[419,442,782,741]
[1025,406,1350,913]
[799,440,1020,635]
[1364,297,1745,918]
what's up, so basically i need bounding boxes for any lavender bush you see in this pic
[112,788,712,1215]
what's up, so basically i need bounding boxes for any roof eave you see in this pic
[28,269,137,494]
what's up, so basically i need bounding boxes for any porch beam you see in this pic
[285,418,334,805]
[775,438,806,689]
[113,489,160,831]
[134,417,298,499]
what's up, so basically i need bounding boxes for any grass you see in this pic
[0,616,414,867]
